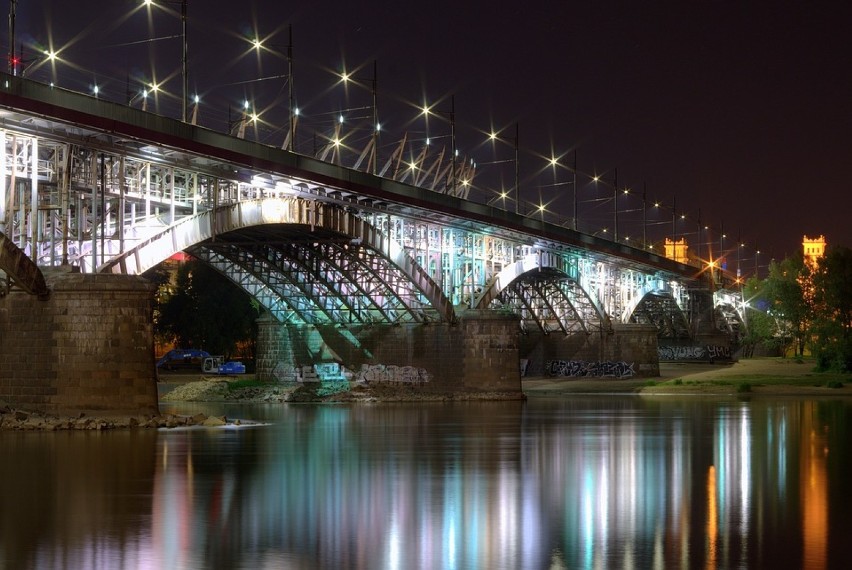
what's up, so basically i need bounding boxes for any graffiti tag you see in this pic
[658,345,731,361]
[546,360,635,378]
[354,364,432,384]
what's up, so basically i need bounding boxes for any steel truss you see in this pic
[190,231,440,325]
[493,268,606,335]
[628,292,691,339]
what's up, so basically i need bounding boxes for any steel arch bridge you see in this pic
[0,73,705,339]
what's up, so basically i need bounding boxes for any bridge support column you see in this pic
[255,310,522,395]
[520,323,660,378]
[0,269,159,415]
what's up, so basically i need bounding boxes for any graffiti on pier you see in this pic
[546,360,635,378]
[658,345,732,361]
[706,345,731,360]
[354,364,432,384]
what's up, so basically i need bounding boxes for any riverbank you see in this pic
[156,357,850,403]
[2,358,848,430]
[524,357,851,396]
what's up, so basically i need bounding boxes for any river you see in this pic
[1,396,851,569]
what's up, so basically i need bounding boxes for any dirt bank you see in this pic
[524,358,851,396]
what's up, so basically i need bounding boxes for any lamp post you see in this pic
[8,0,16,74]
[287,25,295,152]
[484,125,520,213]
[571,150,577,230]
[515,124,520,215]
[422,96,456,195]
[340,60,379,174]
[613,168,618,242]
[755,249,760,279]
[143,0,188,122]
[642,183,647,249]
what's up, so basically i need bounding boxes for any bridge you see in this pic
[0,73,739,413]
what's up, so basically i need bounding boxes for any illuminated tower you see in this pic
[802,235,826,268]
[664,237,689,264]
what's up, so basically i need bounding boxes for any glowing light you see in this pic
[251,38,263,51]
[341,71,350,83]
[332,138,341,147]
[593,175,600,182]
[654,202,660,207]
[549,157,558,167]
[44,50,57,61]
[375,122,381,132]
[421,104,431,116]
[426,138,431,146]
[250,113,259,122]
[243,100,250,110]
[408,161,417,170]
[339,114,344,124]
[193,94,200,104]
[294,107,300,116]
[93,85,99,96]
[489,131,497,141]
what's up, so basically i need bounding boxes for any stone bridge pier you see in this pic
[256,310,523,394]
[0,269,159,415]
[256,313,662,388]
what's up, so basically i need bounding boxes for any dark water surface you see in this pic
[2,396,851,569]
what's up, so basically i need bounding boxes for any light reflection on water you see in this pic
[0,397,850,569]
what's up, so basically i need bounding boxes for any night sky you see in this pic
[13,1,852,271]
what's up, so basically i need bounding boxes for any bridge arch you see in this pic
[626,290,691,339]
[99,198,455,325]
[0,232,48,298]
[475,253,607,334]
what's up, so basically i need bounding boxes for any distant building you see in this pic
[802,235,826,268]
[664,238,689,264]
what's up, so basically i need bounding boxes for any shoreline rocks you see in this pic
[0,402,230,431]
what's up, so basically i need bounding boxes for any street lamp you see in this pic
[483,124,520,214]
[249,26,297,152]
[7,0,17,75]
[421,96,456,195]
[339,60,379,174]
[613,168,618,242]
[143,0,188,122]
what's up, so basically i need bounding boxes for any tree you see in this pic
[810,245,852,371]
[151,259,258,359]
[739,276,782,357]
[761,253,813,356]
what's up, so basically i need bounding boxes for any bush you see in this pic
[672,379,683,385]
[737,382,752,393]
[826,380,845,389]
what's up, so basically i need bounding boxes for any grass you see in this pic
[226,378,267,391]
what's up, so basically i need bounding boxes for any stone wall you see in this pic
[256,309,521,393]
[520,323,660,377]
[0,269,159,415]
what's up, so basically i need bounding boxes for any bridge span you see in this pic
[0,74,733,413]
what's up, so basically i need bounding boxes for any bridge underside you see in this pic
[0,231,48,298]
[629,291,691,340]
[487,268,606,336]
[187,224,443,326]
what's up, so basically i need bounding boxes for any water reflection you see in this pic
[1,398,850,569]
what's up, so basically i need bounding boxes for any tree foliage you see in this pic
[739,276,782,357]
[810,246,852,371]
[761,252,813,356]
[149,259,258,359]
